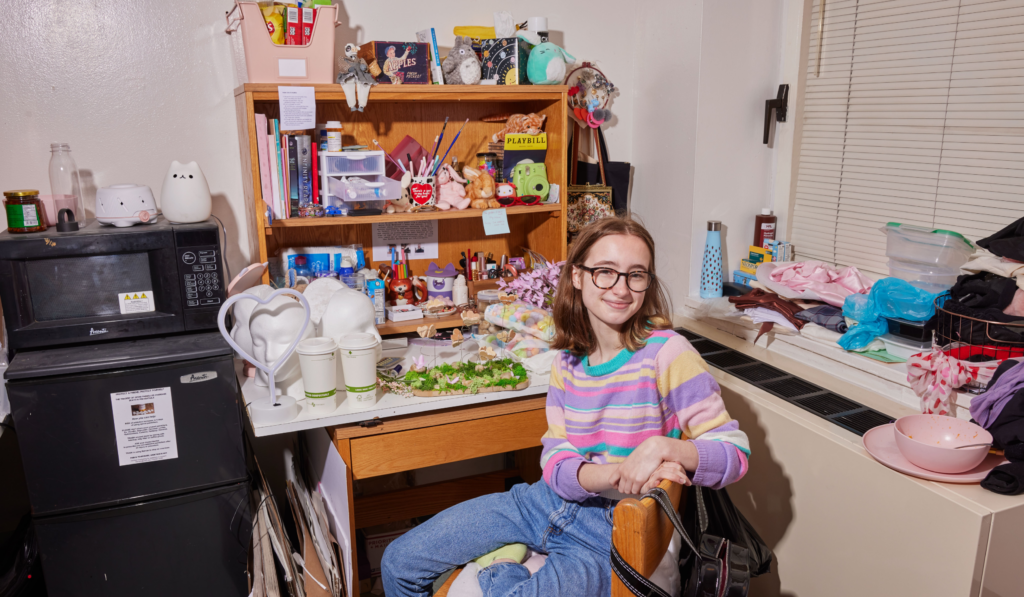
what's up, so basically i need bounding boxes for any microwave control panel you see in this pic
[175,228,225,310]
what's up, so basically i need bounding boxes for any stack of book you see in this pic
[254,114,320,221]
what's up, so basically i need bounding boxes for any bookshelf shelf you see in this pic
[234,84,568,334]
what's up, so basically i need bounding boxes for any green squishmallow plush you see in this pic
[522,38,576,85]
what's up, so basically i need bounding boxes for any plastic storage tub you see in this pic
[880,333,931,360]
[881,223,974,268]
[326,176,399,214]
[887,260,959,294]
[322,151,386,176]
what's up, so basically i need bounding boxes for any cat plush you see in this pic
[464,166,499,210]
[524,39,576,85]
[442,36,481,85]
[491,113,547,143]
[160,160,212,223]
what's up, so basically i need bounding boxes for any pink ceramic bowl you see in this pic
[893,415,992,474]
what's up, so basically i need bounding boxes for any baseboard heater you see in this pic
[676,327,894,436]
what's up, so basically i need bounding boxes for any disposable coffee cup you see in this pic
[338,332,380,409]
[296,337,338,412]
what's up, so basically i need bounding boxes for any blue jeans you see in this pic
[381,480,616,597]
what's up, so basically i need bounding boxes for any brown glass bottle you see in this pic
[754,208,776,248]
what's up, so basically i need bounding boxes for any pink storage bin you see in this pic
[226,1,338,84]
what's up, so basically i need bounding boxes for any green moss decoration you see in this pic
[400,358,529,395]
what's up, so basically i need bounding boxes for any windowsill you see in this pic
[677,297,975,418]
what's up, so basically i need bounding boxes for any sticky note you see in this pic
[482,208,510,236]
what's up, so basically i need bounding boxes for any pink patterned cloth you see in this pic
[769,261,873,307]
[907,349,998,416]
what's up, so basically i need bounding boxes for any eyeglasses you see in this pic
[495,194,543,207]
[577,265,653,292]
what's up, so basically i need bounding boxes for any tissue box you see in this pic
[358,41,431,84]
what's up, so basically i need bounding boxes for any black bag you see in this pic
[568,126,632,215]
[611,486,772,597]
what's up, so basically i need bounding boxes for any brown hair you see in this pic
[551,216,672,356]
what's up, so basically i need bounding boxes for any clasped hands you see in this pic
[580,436,700,496]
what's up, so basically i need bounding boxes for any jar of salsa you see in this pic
[4,190,47,233]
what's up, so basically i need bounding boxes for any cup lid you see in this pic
[337,332,379,350]
[296,337,338,355]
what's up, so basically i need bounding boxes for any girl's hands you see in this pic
[609,436,671,495]
[640,461,691,494]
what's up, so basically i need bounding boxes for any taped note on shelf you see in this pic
[110,386,178,466]
[482,208,510,236]
[278,85,316,130]
[119,291,155,314]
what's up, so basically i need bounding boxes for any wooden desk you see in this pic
[328,394,548,587]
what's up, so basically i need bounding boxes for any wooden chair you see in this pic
[434,480,684,597]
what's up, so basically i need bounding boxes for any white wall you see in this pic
[0,0,638,276]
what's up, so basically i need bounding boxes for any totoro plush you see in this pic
[160,160,212,223]
[442,36,481,85]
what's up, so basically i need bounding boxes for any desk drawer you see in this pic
[349,408,547,479]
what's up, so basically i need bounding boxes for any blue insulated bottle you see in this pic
[700,220,723,298]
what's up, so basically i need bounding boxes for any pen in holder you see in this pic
[217,289,311,425]
[409,175,437,210]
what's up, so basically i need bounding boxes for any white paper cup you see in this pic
[296,337,338,412]
[338,332,380,409]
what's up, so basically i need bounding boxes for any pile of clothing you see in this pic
[971,359,1024,495]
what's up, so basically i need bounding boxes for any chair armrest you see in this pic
[611,480,684,589]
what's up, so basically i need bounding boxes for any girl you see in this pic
[383,217,749,597]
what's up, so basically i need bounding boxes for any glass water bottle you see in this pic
[48,143,86,226]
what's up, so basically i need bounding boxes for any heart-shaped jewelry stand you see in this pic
[218,289,311,425]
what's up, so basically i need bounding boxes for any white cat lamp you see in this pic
[161,160,212,223]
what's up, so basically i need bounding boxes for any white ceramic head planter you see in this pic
[250,294,315,392]
[160,160,212,223]
[230,284,275,359]
[321,286,383,386]
[303,277,346,333]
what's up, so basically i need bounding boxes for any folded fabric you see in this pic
[729,288,805,341]
[794,304,848,333]
[483,301,555,343]
[745,307,799,331]
[907,349,998,416]
[970,360,1024,428]
[961,248,1024,290]
[977,215,1024,263]
[981,462,1024,495]
[767,261,873,307]
[838,278,943,351]
[949,272,1018,310]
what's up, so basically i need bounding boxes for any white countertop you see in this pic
[240,342,550,437]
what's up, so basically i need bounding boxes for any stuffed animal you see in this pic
[491,113,547,143]
[337,43,376,111]
[524,39,576,85]
[464,166,499,209]
[442,36,481,85]
[496,182,516,202]
[436,163,470,210]
[387,170,414,213]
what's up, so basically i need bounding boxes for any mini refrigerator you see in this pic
[5,332,251,597]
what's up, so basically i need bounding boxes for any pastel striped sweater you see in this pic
[541,329,750,502]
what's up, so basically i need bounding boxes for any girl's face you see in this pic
[573,234,651,332]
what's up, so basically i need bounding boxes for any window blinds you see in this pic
[791,0,1024,276]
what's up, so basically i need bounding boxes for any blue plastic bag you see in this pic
[838,278,945,351]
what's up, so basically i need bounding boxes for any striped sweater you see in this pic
[541,329,750,502]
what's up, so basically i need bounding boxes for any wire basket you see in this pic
[935,296,1024,392]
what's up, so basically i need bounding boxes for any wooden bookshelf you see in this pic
[234,83,568,335]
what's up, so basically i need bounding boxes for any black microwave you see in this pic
[0,219,226,353]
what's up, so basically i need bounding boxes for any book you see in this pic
[287,135,299,215]
[255,114,274,215]
[296,135,312,207]
[480,37,532,85]
[502,133,547,181]
[415,29,445,85]
[312,145,319,205]
[271,119,285,219]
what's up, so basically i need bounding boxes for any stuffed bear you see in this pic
[464,166,499,210]
[442,36,481,85]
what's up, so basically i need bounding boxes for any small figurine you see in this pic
[389,278,413,305]
[411,355,427,373]
[386,171,414,214]
[338,43,376,112]
[436,163,469,210]
[464,166,499,210]
[495,182,517,203]
[491,113,547,143]
[442,36,482,85]
[410,277,428,305]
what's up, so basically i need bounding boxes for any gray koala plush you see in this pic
[442,36,481,85]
